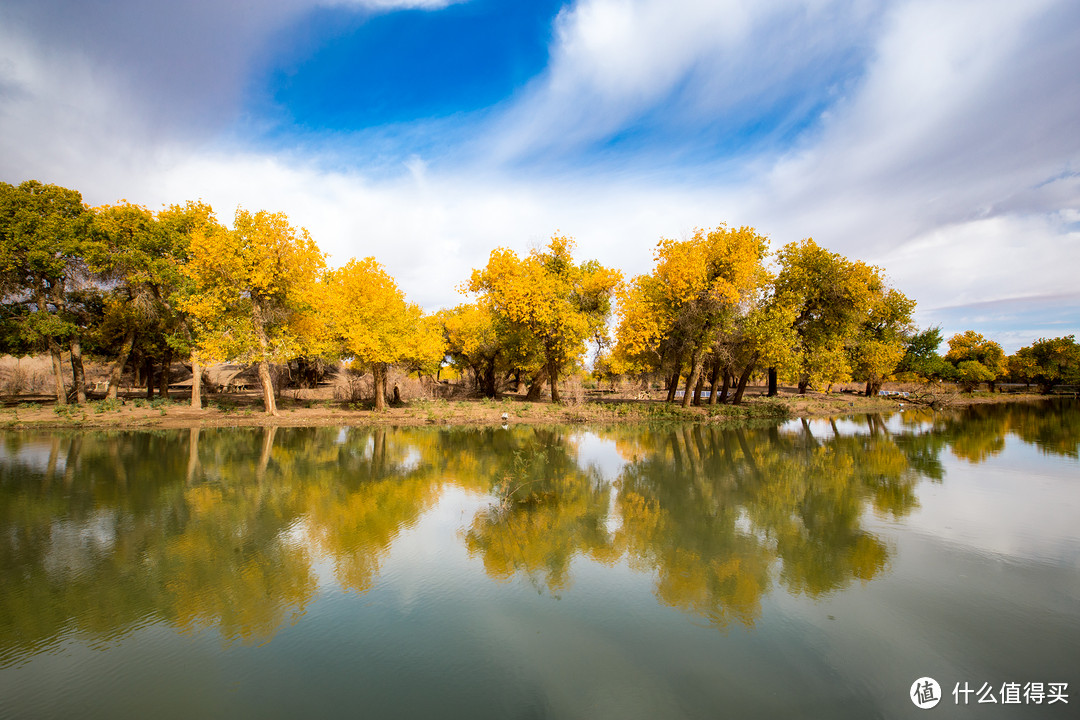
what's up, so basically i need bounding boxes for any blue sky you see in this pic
[264,1,564,130]
[1,0,1078,353]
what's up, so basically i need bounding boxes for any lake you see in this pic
[1,401,1078,718]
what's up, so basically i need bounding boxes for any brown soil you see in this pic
[0,385,1053,431]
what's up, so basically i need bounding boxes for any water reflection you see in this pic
[1,400,1077,666]
[464,429,618,593]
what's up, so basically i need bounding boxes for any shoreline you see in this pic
[0,390,1058,431]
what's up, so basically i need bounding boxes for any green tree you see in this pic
[1010,335,1080,393]
[774,238,898,394]
[850,282,915,396]
[89,201,207,400]
[0,181,92,404]
[896,326,951,381]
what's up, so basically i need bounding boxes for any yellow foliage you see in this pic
[467,233,621,399]
[182,208,326,364]
[326,257,444,372]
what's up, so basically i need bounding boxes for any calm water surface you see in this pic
[1,401,1078,719]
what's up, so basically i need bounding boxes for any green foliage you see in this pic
[0,180,92,401]
[775,238,913,394]
[1010,335,1080,392]
[92,398,122,414]
[0,176,1065,411]
[896,327,951,380]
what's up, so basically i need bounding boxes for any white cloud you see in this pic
[488,0,882,163]
[138,149,723,309]
[0,0,461,138]
[1,0,1078,348]
[877,214,1080,309]
[742,0,1080,325]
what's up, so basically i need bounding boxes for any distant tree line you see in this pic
[3,180,1077,414]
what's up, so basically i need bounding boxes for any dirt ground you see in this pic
[0,382,1053,431]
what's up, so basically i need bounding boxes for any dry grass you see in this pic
[0,355,56,395]
[0,358,1052,430]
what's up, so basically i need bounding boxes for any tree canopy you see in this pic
[467,234,621,402]
[3,176,1073,412]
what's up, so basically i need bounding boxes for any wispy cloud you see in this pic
[487,0,883,167]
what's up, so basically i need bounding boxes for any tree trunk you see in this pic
[158,348,172,399]
[251,300,277,415]
[731,357,758,405]
[69,336,87,404]
[708,362,720,405]
[548,356,561,404]
[682,348,703,408]
[144,357,155,399]
[257,360,276,414]
[483,357,497,398]
[693,374,705,406]
[718,370,731,403]
[35,285,66,405]
[767,367,778,397]
[525,366,548,400]
[373,362,387,411]
[106,328,137,400]
[190,354,202,409]
[666,370,680,403]
[665,350,684,403]
[798,377,810,394]
[865,380,872,397]
[294,356,320,389]
[49,341,67,405]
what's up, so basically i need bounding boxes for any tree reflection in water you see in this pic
[0,399,1076,663]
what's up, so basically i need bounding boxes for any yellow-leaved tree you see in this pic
[326,258,444,411]
[774,238,911,395]
[612,225,785,405]
[945,330,1006,392]
[439,301,503,397]
[851,280,915,396]
[467,234,621,403]
[182,209,326,415]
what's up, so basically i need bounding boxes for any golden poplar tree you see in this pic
[182,209,326,415]
[612,225,780,405]
[326,258,443,411]
[467,234,621,402]
[774,238,912,395]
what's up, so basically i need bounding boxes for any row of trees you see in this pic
[0,181,444,414]
[604,228,917,405]
[895,327,1080,393]
[3,180,1078,415]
